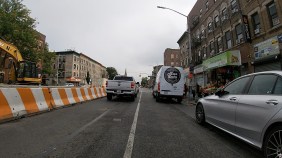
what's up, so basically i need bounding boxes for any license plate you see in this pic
[117,90,121,93]
[164,91,168,95]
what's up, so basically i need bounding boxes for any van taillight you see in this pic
[131,82,135,88]
[106,81,108,87]
[158,82,160,92]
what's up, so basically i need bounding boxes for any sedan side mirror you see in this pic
[215,88,225,97]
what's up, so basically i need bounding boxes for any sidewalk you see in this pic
[182,95,197,106]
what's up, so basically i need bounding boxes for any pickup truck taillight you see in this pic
[106,81,108,87]
[158,82,160,92]
[131,82,135,88]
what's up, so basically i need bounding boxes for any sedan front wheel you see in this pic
[195,103,205,125]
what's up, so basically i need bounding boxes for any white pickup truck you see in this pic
[106,75,138,101]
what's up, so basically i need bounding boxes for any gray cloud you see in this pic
[23,0,195,82]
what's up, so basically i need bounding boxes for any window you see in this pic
[206,1,209,10]
[208,22,213,32]
[210,41,214,56]
[224,77,250,94]
[231,0,238,10]
[171,54,174,59]
[200,9,203,18]
[225,31,232,49]
[74,72,76,77]
[203,46,207,59]
[217,37,222,53]
[214,15,219,28]
[252,13,260,35]
[74,64,76,70]
[273,77,282,95]
[198,50,201,61]
[222,8,228,21]
[248,75,277,95]
[176,54,178,58]
[235,24,243,43]
[267,1,280,27]
[74,56,76,62]
[171,62,174,66]
[201,29,206,38]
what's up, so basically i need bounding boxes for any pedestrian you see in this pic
[192,85,196,100]
[184,83,188,96]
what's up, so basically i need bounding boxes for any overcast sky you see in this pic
[22,0,196,82]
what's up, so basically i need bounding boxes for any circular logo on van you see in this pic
[164,68,181,84]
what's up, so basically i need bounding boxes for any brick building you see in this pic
[183,0,282,87]
[163,48,181,67]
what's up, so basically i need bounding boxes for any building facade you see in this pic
[164,48,181,67]
[53,51,107,87]
[184,0,282,88]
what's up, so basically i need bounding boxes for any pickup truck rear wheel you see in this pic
[107,94,112,101]
[131,95,135,101]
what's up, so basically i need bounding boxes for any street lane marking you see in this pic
[123,92,142,158]
[68,109,110,139]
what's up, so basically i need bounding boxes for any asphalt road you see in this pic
[0,88,263,158]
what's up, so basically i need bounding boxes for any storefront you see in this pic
[253,35,282,72]
[202,50,242,86]
[66,77,81,86]
[193,65,206,87]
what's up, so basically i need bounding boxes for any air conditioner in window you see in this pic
[273,18,280,26]
[254,28,260,34]
[232,8,238,14]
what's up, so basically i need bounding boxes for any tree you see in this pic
[0,0,39,61]
[39,43,56,75]
[106,67,118,80]
[141,77,148,87]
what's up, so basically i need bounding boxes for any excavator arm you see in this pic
[0,38,24,62]
[0,38,41,84]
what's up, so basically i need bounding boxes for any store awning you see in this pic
[202,50,241,71]
[66,77,81,82]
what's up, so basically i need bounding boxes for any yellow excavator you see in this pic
[0,38,41,84]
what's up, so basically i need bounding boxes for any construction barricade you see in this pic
[0,86,106,123]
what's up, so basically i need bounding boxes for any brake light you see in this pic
[106,81,108,87]
[131,82,135,88]
[158,82,160,92]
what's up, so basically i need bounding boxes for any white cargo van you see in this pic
[152,66,185,103]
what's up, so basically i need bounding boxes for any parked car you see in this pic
[64,83,74,87]
[195,71,282,157]
[152,66,185,103]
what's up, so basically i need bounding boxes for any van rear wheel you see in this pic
[156,93,160,102]
[177,97,182,103]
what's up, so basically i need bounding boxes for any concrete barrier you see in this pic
[0,87,106,123]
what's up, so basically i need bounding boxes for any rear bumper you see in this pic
[106,89,135,96]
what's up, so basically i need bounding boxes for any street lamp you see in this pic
[157,6,191,66]
[157,5,193,99]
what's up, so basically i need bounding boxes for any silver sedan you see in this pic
[195,71,282,158]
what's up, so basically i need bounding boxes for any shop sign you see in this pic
[254,36,279,60]
[203,50,241,70]
[193,65,204,74]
